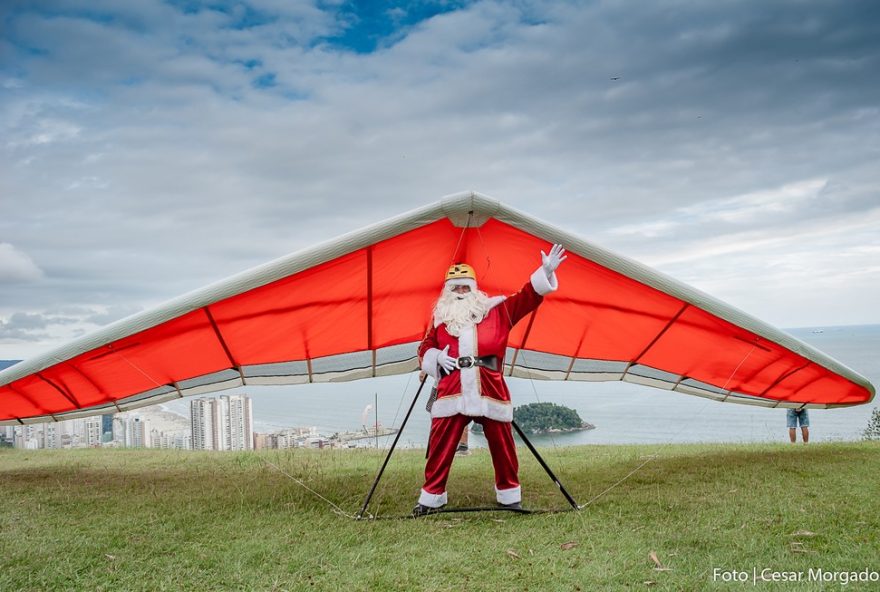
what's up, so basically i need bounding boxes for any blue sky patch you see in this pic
[164,0,278,28]
[252,72,277,88]
[320,0,474,53]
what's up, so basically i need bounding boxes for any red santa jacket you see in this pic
[419,268,557,422]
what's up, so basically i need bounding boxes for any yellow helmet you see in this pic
[445,263,476,282]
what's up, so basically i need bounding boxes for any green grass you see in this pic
[1,442,878,591]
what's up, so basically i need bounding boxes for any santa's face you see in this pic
[450,284,471,298]
[434,282,491,337]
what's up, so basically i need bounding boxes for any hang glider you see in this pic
[0,192,874,425]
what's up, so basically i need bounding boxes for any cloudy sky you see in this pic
[1,0,879,360]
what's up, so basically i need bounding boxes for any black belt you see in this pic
[454,355,498,371]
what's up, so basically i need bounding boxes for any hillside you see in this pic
[1,442,878,590]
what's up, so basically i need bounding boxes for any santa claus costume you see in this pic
[414,245,566,515]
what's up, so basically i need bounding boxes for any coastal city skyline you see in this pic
[4,394,280,451]
[0,391,401,451]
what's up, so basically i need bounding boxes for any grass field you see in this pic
[1,442,878,591]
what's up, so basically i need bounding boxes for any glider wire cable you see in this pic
[666,341,759,443]
[259,371,418,521]
[116,351,164,391]
[261,456,358,519]
[257,329,418,520]
[107,342,353,517]
[580,338,760,508]
[575,341,763,513]
[116,345,364,518]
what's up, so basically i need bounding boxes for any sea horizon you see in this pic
[163,323,879,447]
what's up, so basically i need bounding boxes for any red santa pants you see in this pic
[421,414,519,506]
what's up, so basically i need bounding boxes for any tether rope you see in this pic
[665,340,759,443]
[260,456,358,519]
[721,341,758,393]
[580,454,658,507]
[116,351,164,389]
[569,339,764,510]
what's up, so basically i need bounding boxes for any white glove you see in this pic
[541,243,567,280]
[437,345,456,374]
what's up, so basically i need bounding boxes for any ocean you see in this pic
[163,324,880,447]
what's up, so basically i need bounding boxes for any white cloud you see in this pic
[8,118,82,147]
[680,178,828,224]
[644,205,880,267]
[610,178,829,237]
[0,244,44,282]
[0,0,878,355]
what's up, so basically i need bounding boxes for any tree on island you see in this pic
[864,407,880,441]
[472,402,592,435]
[514,402,590,434]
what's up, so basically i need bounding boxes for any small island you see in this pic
[472,402,595,435]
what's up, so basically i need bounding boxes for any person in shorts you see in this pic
[787,408,810,443]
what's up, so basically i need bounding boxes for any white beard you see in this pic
[433,288,492,337]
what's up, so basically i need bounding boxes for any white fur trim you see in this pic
[429,393,513,421]
[530,267,557,296]
[419,488,448,508]
[487,295,505,309]
[495,485,521,505]
[480,398,513,422]
[421,348,442,379]
[458,325,481,416]
[430,395,461,418]
[458,323,475,357]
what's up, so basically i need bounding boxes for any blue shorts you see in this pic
[787,408,810,428]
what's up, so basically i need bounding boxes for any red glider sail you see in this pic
[0,193,874,424]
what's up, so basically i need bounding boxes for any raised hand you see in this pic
[541,243,567,279]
